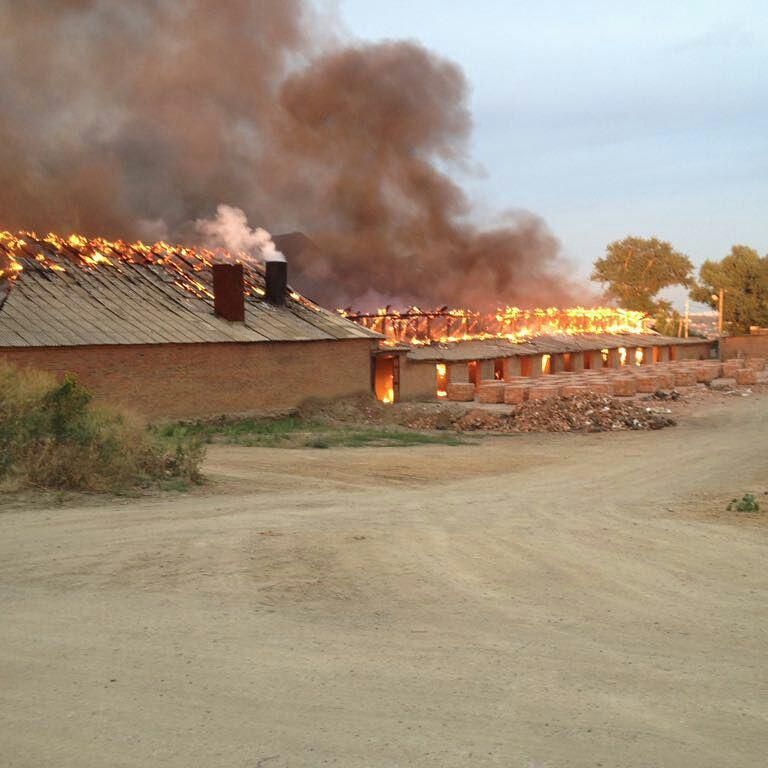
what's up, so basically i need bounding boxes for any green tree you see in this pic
[592,237,694,314]
[690,245,768,334]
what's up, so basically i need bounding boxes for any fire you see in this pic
[381,387,395,404]
[0,230,303,307]
[436,363,448,397]
[341,305,650,345]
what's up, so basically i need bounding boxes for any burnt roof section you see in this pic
[0,233,380,347]
[405,333,711,362]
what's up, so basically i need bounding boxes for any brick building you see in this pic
[0,234,379,420]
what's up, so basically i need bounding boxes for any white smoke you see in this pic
[195,204,285,262]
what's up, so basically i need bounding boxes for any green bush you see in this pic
[726,493,761,513]
[0,363,205,492]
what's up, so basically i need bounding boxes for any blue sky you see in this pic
[338,0,768,305]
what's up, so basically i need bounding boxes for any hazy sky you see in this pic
[339,0,767,302]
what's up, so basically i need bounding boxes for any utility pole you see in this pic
[712,289,725,336]
[684,299,690,339]
[718,288,724,336]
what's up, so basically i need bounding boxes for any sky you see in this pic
[339,0,768,306]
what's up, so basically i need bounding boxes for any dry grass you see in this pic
[0,362,205,493]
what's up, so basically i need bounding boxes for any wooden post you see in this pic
[718,288,724,336]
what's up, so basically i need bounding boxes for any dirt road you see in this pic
[1,396,766,767]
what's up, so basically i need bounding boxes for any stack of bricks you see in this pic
[476,381,506,403]
[735,368,758,385]
[695,362,722,383]
[446,382,475,401]
[722,359,745,378]
[446,356,761,405]
[635,374,660,393]
[528,383,561,401]
[503,385,529,404]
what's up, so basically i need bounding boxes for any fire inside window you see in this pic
[436,363,447,397]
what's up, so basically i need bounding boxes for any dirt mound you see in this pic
[405,394,676,434]
[510,394,676,433]
[298,392,675,434]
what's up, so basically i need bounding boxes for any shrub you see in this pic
[0,363,205,492]
[726,493,761,513]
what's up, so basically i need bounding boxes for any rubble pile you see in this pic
[300,391,679,434]
[509,393,676,433]
[399,394,676,433]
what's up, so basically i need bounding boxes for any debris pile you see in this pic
[509,393,676,433]
[300,392,677,434]
[401,394,676,433]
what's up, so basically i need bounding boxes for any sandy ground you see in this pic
[1,396,767,768]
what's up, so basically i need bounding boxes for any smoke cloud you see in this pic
[196,205,284,263]
[0,1,581,309]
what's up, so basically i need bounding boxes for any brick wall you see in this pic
[720,335,768,359]
[399,358,437,401]
[674,341,716,360]
[1,339,376,421]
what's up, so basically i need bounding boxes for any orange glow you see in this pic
[0,229,313,309]
[341,305,650,346]
[436,363,448,397]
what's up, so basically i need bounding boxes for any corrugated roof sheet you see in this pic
[0,234,380,347]
[405,333,709,362]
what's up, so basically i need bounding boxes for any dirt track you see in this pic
[1,396,767,767]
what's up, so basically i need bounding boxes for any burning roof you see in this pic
[341,306,652,347]
[0,231,380,347]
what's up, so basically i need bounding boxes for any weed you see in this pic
[0,362,205,493]
[727,493,761,513]
[157,415,470,450]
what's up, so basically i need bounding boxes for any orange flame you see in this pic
[0,230,302,308]
[340,305,650,345]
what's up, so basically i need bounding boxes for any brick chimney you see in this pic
[213,263,245,322]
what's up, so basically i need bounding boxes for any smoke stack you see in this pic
[213,263,245,322]
[265,259,287,306]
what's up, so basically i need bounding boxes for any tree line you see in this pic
[591,237,768,335]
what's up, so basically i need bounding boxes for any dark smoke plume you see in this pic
[0,1,581,308]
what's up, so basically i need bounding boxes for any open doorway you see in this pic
[374,355,399,403]
[467,361,480,387]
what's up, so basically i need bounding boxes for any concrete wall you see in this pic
[1,339,375,421]
[399,359,437,401]
[720,335,768,359]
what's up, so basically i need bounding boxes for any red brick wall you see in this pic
[674,341,716,360]
[1,339,375,421]
[720,335,768,359]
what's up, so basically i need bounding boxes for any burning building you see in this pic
[0,232,380,420]
[0,231,716,417]
[354,307,715,404]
